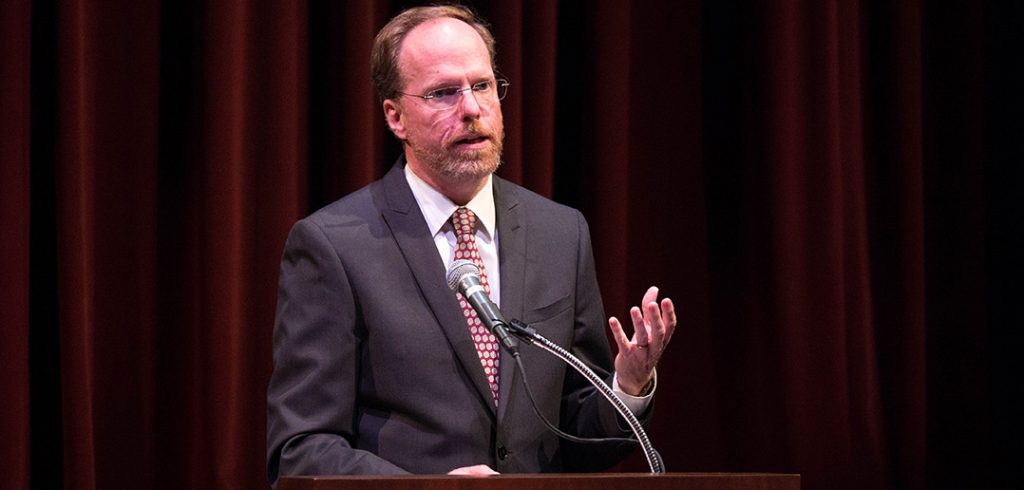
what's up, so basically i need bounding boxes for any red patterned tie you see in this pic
[451,207,500,406]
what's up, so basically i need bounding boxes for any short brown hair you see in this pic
[371,5,497,101]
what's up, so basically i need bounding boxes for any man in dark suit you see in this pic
[266,5,676,486]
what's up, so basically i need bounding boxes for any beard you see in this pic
[407,121,504,185]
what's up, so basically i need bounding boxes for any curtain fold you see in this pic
[1,1,1016,488]
[0,1,32,489]
[53,1,162,488]
[865,2,927,488]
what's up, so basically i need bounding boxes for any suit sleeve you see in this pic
[267,219,409,487]
[558,210,655,470]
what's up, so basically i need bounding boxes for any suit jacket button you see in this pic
[497,446,509,460]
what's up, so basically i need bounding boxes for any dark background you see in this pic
[2,1,1021,488]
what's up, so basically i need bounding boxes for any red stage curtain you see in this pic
[1,1,1019,489]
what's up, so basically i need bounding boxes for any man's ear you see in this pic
[383,99,406,140]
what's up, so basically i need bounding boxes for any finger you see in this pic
[448,464,499,475]
[645,299,665,349]
[662,297,677,326]
[630,306,650,347]
[608,316,630,349]
[639,286,661,348]
[661,297,678,344]
[472,465,499,475]
[642,286,659,309]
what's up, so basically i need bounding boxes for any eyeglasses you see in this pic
[399,79,510,110]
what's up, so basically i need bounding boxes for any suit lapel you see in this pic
[378,161,497,415]
[494,177,526,422]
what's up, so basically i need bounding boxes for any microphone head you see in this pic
[446,259,480,292]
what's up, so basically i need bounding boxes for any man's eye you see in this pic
[428,87,460,99]
[472,81,492,92]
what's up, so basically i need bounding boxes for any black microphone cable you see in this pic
[510,351,647,447]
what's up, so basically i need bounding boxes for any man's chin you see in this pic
[440,158,501,183]
[409,143,502,184]
[437,146,501,176]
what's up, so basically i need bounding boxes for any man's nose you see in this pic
[457,90,483,119]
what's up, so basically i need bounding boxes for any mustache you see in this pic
[448,123,494,145]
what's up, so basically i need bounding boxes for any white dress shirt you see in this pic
[404,164,501,306]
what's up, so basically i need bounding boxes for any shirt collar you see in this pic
[404,164,496,239]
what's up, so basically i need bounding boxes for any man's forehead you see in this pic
[399,17,490,72]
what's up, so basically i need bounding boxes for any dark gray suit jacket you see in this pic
[267,160,648,485]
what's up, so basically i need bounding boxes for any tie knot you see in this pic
[452,207,477,236]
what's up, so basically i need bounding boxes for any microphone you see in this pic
[445,259,519,354]
[446,261,664,473]
[446,262,664,472]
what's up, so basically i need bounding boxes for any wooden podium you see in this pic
[279,473,800,490]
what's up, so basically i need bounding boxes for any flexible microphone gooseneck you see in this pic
[444,259,665,473]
